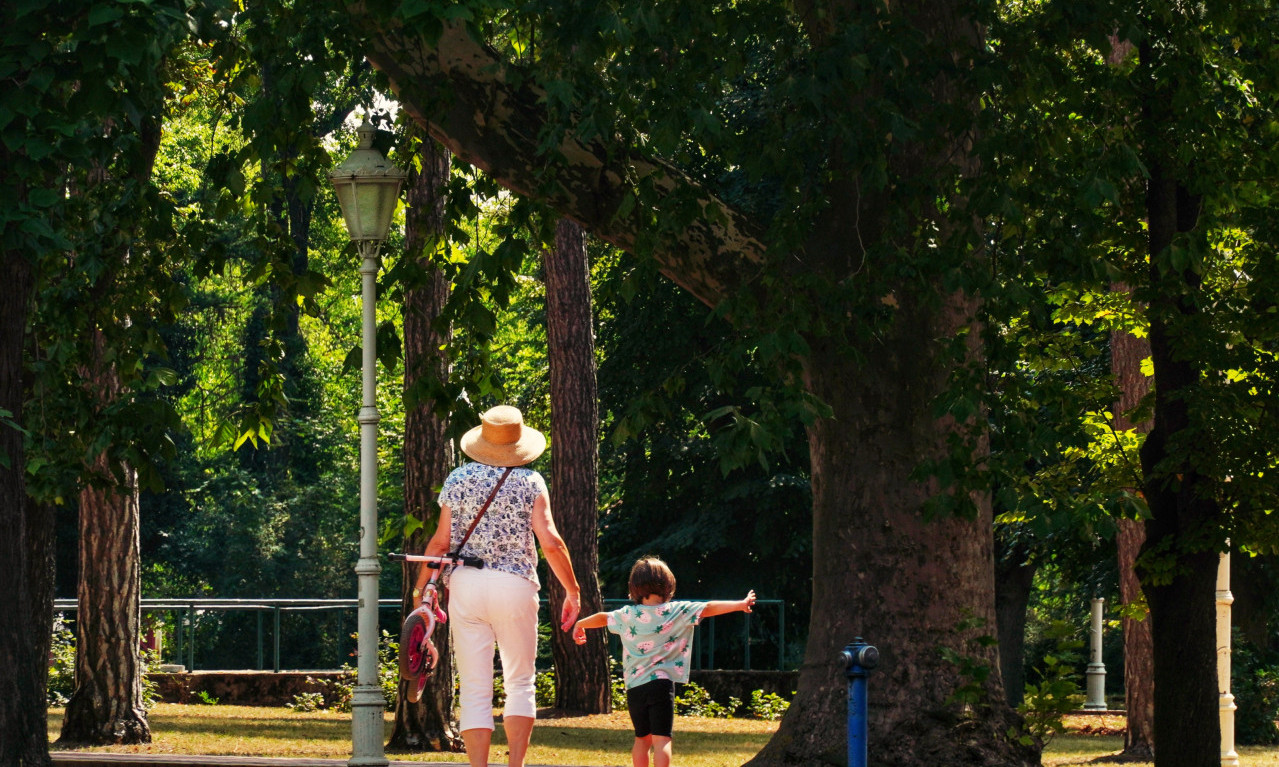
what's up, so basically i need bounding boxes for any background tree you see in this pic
[3,1,203,758]
[544,218,609,713]
[1110,290,1155,759]
[990,3,1279,763]
[388,130,462,750]
[55,54,171,747]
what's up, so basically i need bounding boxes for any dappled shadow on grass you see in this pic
[1041,735,1150,767]
[48,705,358,752]
[494,711,775,766]
[50,705,776,765]
[491,723,768,753]
[139,717,352,742]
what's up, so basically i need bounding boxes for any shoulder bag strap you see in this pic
[453,466,514,556]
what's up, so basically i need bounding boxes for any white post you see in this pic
[1218,547,1238,767]
[1084,597,1107,711]
[350,241,387,767]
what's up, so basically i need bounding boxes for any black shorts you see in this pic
[626,678,675,738]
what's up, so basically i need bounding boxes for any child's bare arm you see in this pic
[572,611,610,645]
[700,590,757,619]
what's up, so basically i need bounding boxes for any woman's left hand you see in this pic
[560,590,581,631]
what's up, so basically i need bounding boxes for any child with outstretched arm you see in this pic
[573,556,757,767]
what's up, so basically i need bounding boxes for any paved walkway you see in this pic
[51,755,585,767]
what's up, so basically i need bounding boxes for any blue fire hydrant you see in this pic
[842,637,879,767]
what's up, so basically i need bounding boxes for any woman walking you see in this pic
[414,405,581,767]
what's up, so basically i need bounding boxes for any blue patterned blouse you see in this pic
[439,461,547,586]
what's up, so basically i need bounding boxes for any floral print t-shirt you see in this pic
[438,462,547,586]
[607,601,707,688]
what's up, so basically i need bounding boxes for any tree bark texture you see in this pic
[1138,91,1219,766]
[994,544,1038,709]
[389,134,463,752]
[59,329,150,745]
[1110,309,1155,758]
[745,294,1036,767]
[544,218,610,714]
[0,241,55,767]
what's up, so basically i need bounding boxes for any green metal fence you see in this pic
[52,597,788,673]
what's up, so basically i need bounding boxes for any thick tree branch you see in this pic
[351,12,766,307]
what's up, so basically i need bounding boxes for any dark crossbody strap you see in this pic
[452,466,513,557]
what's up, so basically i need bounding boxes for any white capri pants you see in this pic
[448,566,540,731]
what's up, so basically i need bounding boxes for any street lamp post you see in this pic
[328,116,406,767]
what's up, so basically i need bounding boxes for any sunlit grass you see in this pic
[1043,714,1279,767]
[49,704,777,767]
[50,706,1279,766]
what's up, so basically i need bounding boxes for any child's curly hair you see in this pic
[628,556,677,602]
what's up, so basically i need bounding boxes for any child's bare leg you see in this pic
[652,735,672,767]
[632,735,652,767]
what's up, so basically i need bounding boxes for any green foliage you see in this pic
[674,682,738,719]
[745,690,790,721]
[46,614,76,706]
[940,615,998,712]
[1015,621,1084,748]
[286,691,327,713]
[594,250,811,665]
[332,630,399,711]
[45,614,162,710]
[982,0,1279,571]
[1233,635,1279,745]
[939,646,993,711]
[534,670,556,708]
[610,660,628,711]
[193,690,220,706]
[141,647,164,710]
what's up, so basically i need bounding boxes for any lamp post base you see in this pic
[349,683,389,767]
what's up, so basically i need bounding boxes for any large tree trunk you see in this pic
[388,133,463,752]
[1110,314,1155,758]
[0,238,54,766]
[994,540,1038,709]
[749,294,1037,767]
[59,329,149,745]
[543,219,610,714]
[1138,82,1219,765]
[59,447,149,744]
[1117,519,1155,754]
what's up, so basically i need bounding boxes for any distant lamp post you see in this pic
[328,116,406,767]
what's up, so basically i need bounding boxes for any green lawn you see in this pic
[49,704,777,767]
[1045,734,1279,766]
[48,706,1278,767]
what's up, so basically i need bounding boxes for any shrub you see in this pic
[746,689,790,720]
[333,630,398,712]
[287,691,327,712]
[610,659,627,710]
[1234,636,1279,745]
[140,648,162,710]
[1016,620,1083,747]
[675,682,737,718]
[47,614,76,706]
[46,614,161,710]
[535,670,556,707]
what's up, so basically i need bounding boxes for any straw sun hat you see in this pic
[460,405,547,467]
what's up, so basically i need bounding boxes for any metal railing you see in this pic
[52,597,788,674]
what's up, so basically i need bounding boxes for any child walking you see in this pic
[573,556,756,767]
